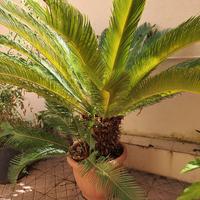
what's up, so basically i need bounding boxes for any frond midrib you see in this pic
[86,158,134,200]
[9,130,67,148]
[0,70,85,112]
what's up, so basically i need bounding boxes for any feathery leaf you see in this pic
[130,16,200,88]
[81,153,145,200]
[8,147,66,183]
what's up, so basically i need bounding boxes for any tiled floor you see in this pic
[0,157,189,200]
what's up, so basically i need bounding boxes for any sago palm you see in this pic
[0,0,200,199]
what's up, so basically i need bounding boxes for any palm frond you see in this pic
[127,23,168,69]
[101,23,165,117]
[0,2,88,103]
[130,16,200,88]
[126,93,179,115]
[173,58,200,69]
[124,61,200,113]
[99,0,145,116]
[0,52,86,112]
[0,122,68,150]
[8,147,66,183]
[181,158,200,173]
[0,34,81,100]
[38,101,95,146]
[37,102,73,133]
[42,0,104,89]
[103,72,131,117]
[81,153,145,200]
[98,29,108,49]
[25,0,47,20]
[101,0,146,84]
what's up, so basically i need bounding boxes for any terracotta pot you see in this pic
[67,145,127,200]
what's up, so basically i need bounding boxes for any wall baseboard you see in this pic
[121,135,200,183]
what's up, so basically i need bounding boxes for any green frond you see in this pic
[0,35,33,59]
[118,60,200,115]
[130,16,200,88]
[0,1,88,104]
[38,102,73,133]
[81,153,145,200]
[28,0,105,112]
[38,101,95,146]
[43,0,104,89]
[181,158,200,173]
[174,58,200,69]
[101,0,146,83]
[25,0,47,20]
[127,23,168,69]
[8,147,66,183]
[126,93,179,114]
[99,0,145,116]
[103,72,131,117]
[124,59,200,113]
[98,29,108,49]
[0,35,75,96]
[177,182,200,200]
[0,122,68,150]
[0,53,86,112]
[0,35,64,83]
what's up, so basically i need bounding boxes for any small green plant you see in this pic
[0,101,73,182]
[177,158,200,200]
[0,84,25,150]
[0,0,200,199]
[0,84,24,123]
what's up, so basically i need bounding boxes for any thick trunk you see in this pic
[93,116,123,158]
[69,116,124,161]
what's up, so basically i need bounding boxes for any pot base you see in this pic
[83,194,106,200]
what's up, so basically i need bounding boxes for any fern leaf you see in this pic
[0,122,68,150]
[0,1,88,103]
[130,16,200,88]
[43,0,104,89]
[8,147,66,183]
[0,55,87,113]
[81,153,145,200]
[121,59,200,114]
[101,0,146,83]
[127,23,168,69]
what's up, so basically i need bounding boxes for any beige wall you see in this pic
[1,0,200,143]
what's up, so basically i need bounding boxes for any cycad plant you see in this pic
[0,0,200,199]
